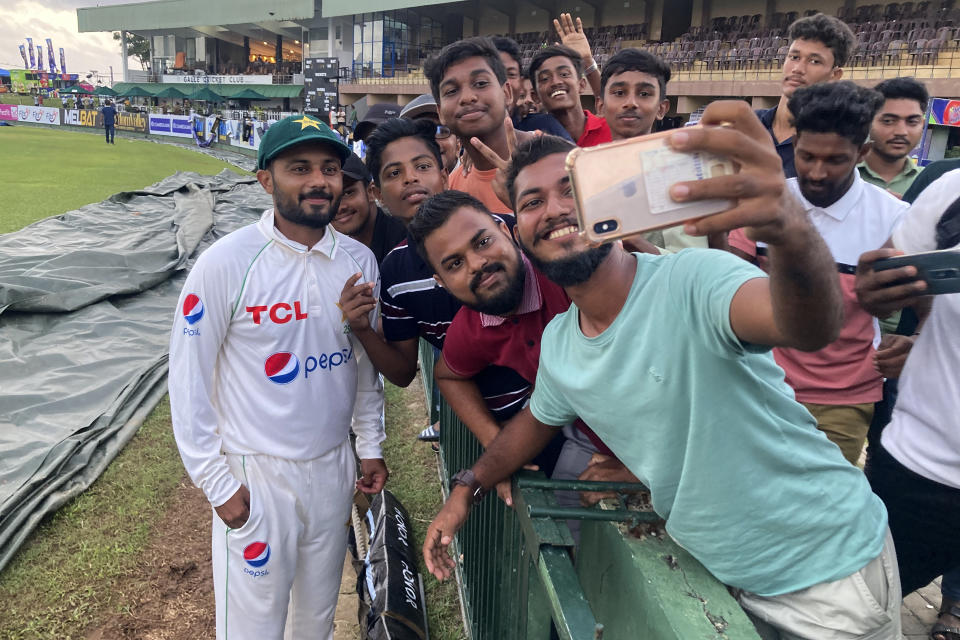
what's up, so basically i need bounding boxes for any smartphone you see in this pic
[566,128,738,244]
[873,248,960,295]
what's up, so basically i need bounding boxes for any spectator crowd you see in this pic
[168,10,960,640]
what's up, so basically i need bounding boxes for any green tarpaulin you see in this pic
[0,170,268,572]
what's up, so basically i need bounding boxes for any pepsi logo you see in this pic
[182,294,204,325]
[265,352,300,384]
[243,541,270,568]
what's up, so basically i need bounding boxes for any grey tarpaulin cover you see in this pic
[0,170,270,572]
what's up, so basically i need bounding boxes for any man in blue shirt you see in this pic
[423,103,901,639]
[100,99,117,145]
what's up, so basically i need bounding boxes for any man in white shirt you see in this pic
[169,114,387,640]
[856,169,960,640]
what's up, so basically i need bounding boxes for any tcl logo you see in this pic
[247,301,308,325]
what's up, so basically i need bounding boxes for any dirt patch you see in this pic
[84,478,215,640]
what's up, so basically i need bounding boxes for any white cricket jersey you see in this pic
[169,209,385,507]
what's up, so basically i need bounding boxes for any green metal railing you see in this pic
[419,341,761,640]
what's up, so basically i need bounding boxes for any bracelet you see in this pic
[585,60,599,75]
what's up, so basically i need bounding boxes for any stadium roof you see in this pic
[320,0,456,17]
[112,82,303,98]
[78,0,465,26]
[77,0,314,41]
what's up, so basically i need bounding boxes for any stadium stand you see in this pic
[344,3,960,86]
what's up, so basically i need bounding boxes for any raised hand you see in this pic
[470,116,520,208]
[554,13,593,63]
[664,101,796,244]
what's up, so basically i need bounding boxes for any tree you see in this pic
[113,32,150,70]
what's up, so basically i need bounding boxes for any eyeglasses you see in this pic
[435,125,452,140]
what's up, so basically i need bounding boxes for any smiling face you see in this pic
[869,98,925,162]
[519,78,539,116]
[424,206,526,314]
[512,152,612,286]
[794,130,866,207]
[332,177,376,236]
[436,56,511,140]
[781,38,841,98]
[372,136,448,223]
[534,55,586,114]
[597,70,670,140]
[258,143,343,229]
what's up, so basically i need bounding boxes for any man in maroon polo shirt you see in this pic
[408,189,632,516]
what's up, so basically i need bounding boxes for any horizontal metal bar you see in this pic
[527,505,661,523]
[516,477,649,493]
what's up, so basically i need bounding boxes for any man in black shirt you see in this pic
[755,14,855,178]
[332,153,406,264]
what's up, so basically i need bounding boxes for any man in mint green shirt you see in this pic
[423,102,900,639]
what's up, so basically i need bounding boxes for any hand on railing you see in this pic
[577,455,641,506]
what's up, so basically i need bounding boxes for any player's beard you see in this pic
[275,188,340,229]
[519,240,612,287]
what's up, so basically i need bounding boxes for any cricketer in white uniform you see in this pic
[169,114,388,640]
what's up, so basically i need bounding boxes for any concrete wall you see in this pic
[515,3,548,33]
[601,0,648,28]
[481,7,511,34]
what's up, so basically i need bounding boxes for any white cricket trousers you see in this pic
[212,439,355,640]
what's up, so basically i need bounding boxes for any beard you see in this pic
[275,188,339,229]
[465,251,527,316]
[520,240,612,287]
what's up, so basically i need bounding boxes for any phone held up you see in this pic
[566,126,737,244]
[873,249,960,295]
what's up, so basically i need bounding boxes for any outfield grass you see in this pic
[0,126,246,234]
[0,400,184,640]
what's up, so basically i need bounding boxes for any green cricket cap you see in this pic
[257,114,351,170]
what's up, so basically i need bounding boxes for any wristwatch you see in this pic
[450,469,487,504]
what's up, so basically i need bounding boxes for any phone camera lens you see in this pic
[593,220,618,234]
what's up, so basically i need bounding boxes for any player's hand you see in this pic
[554,13,594,65]
[665,101,797,245]
[577,456,640,506]
[357,458,389,494]
[423,486,472,581]
[855,248,927,317]
[874,333,915,378]
[215,485,251,529]
[339,272,377,333]
[471,116,520,208]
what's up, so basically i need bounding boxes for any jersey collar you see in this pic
[258,208,339,258]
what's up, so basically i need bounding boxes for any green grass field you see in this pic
[0,127,462,639]
[0,126,246,234]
